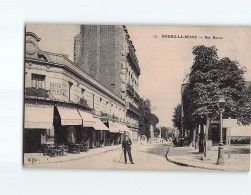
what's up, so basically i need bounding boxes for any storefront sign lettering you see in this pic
[25,103,52,108]
[25,121,53,129]
[50,82,67,95]
[61,119,82,126]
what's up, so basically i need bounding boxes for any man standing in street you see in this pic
[122,133,134,164]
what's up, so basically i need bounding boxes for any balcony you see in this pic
[79,97,88,107]
[126,83,134,96]
[134,91,140,102]
[25,87,49,98]
[126,102,140,116]
[126,44,141,76]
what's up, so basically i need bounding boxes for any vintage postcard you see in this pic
[24,24,251,171]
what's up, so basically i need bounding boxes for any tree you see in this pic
[139,98,159,139]
[161,127,175,140]
[150,113,159,127]
[172,104,182,134]
[154,127,160,137]
[183,45,250,152]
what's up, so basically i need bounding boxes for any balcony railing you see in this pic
[126,83,134,96]
[125,121,139,128]
[79,97,88,107]
[126,102,140,116]
[127,44,140,76]
[134,91,140,101]
[25,87,49,98]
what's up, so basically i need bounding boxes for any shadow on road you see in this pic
[140,143,171,157]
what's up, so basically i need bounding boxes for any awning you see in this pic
[121,124,131,133]
[57,107,82,126]
[93,117,109,131]
[78,110,95,127]
[115,123,130,133]
[24,105,53,129]
[108,121,120,133]
[116,123,123,133]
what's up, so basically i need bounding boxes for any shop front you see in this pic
[107,121,122,145]
[24,104,54,153]
[117,123,131,144]
[54,106,82,145]
[131,128,139,143]
[78,109,96,148]
[92,117,109,147]
[77,110,110,149]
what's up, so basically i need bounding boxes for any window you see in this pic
[31,74,45,89]
[68,81,73,102]
[81,88,85,98]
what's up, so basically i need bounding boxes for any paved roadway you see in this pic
[27,142,203,171]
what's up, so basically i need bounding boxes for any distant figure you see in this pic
[122,134,134,164]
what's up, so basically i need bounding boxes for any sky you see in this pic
[26,24,251,127]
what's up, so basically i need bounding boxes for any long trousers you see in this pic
[124,149,133,163]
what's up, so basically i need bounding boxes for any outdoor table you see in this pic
[68,144,81,154]
[57,145,65,156]
[78,144,84,152]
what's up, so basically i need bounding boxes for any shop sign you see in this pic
[25,121,52,129]
[25,103,52,108]
[61,119,82,126]
[83,121,96,127]
[50,82,67,96]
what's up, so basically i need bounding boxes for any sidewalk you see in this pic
[24,144,121,167]
[166,145,250,171]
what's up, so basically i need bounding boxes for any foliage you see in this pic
[183,45,251,127]
[139,98,159,139]
[150,113,159,127]
[154,127,160,137]
[172,104,182,131]
[161,127,175,140]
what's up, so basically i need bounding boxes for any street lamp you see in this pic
[216,97,226,165]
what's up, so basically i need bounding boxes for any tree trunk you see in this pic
[192,126,196,147]
[195,125,199,149]
[199,124,204,153]
[204,117,210,157]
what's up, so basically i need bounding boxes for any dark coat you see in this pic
[122,138,132,151]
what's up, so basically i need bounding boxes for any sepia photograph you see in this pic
[23,24,251,171]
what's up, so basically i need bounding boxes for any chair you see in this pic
[62,145,68,156]
[41,144,50,156]
[49,148,58,157]
[79,144,84,152]
[81,141,89,152]
[68,144,80,154]
[56,145,63,156]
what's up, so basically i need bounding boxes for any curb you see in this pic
[165,146,226,171]
[26,146,121,166]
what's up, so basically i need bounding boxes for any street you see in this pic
[26,143,203,171]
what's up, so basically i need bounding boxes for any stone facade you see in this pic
[25,32,126,121]
[74,25,141,141]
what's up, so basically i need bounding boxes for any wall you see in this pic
[25,60,126,121]
[75,25,124,97]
